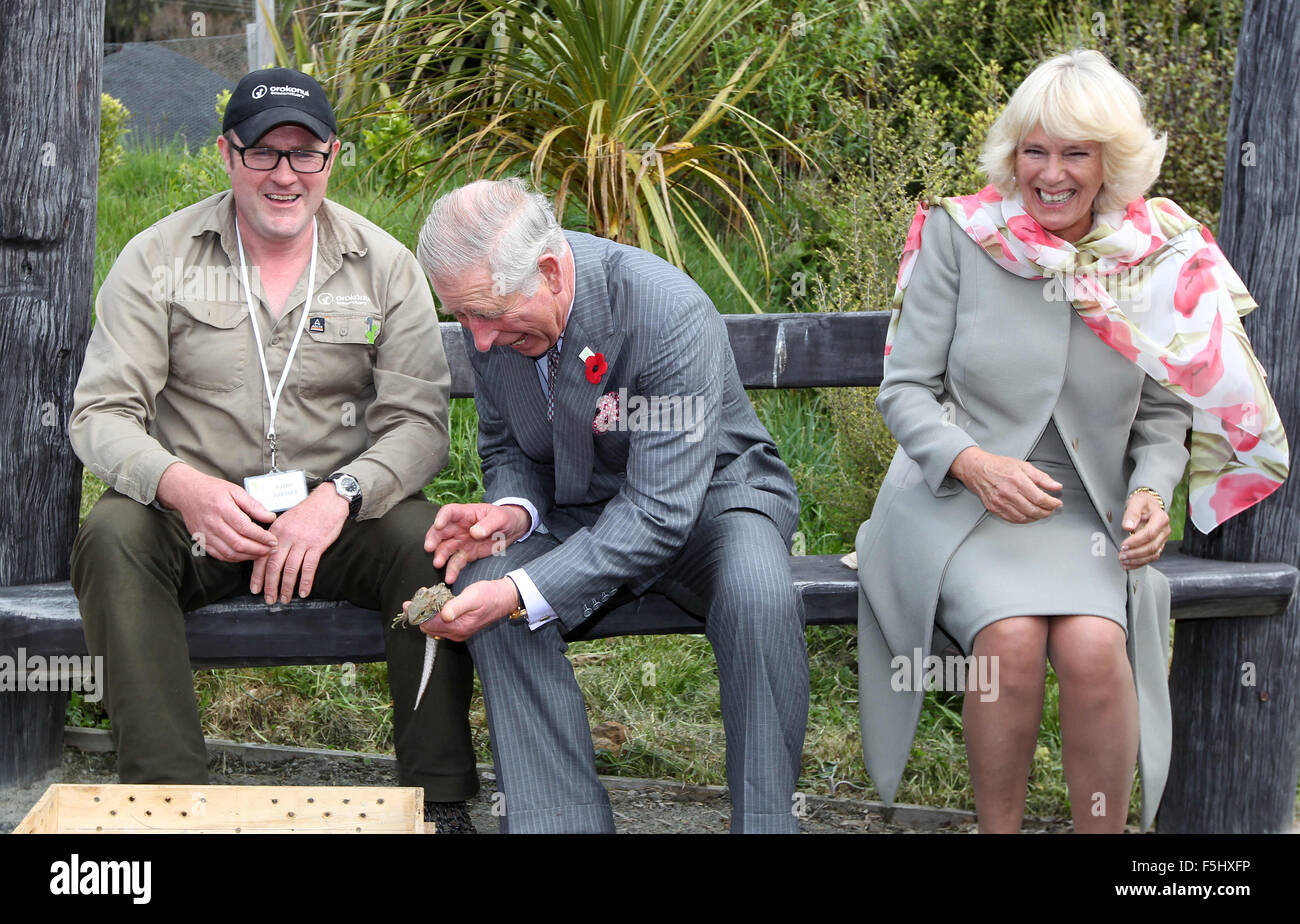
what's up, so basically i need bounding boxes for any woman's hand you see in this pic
[949,446,1064,523]
[1118,491,1170,570]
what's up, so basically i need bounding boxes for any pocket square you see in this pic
[593,390,619,434]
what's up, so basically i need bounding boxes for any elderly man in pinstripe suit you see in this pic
[413,178,809,834]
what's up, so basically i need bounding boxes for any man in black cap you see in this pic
[69,68,478,832]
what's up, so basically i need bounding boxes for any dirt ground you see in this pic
[0,733,1083,834]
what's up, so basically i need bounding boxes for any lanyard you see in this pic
[234,216,317,472]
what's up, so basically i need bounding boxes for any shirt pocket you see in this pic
[298,310,377,400]
[168,299,249,392]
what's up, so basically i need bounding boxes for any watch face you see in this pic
[333,474,360,496]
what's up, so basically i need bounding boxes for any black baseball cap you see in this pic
[223,67,337,144]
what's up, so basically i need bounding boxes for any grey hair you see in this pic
[417,178,566,299]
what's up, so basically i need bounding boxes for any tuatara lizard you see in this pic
[392,583,455,710]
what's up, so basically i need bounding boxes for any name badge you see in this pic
[244,470,309,513]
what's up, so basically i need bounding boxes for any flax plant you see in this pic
[270,0,446,118]
[344,0,806,311]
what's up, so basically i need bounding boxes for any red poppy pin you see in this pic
[583,350,607,384]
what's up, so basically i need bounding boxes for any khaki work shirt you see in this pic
[70,190,450,520]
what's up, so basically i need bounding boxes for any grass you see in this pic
[74,142,1171,823]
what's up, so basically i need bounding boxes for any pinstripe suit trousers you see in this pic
[462,509,809,833]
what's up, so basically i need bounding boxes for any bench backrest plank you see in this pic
[442,312,889,398]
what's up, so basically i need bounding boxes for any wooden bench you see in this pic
[2,312,1296,831]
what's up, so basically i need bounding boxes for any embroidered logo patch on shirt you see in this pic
[309,316,326,333]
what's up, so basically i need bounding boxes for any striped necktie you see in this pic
[545,344,561,422]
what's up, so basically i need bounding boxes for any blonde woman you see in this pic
[856,49,1288,832]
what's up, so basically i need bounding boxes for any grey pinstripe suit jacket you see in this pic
[466,231,800,631]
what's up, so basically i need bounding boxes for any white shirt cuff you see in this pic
[507,568,558,630]
[493,497,543,539]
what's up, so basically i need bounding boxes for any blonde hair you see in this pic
[980,49,1167,213]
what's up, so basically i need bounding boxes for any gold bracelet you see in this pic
[1130,487,1166,511]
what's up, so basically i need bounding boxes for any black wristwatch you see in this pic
[327,472,363,519]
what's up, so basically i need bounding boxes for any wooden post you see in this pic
[0,0,104,785]
[1163,0,1300,833]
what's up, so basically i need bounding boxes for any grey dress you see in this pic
[856,209,1193,829]
[937,320,1130,655]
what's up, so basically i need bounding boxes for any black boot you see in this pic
[424,800,477,834]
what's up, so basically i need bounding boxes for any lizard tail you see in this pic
[412,636,438,711]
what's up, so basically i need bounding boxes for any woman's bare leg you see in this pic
[963,615,1049,833]
[1047,615,1138,833]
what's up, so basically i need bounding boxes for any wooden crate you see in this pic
[13,784,426,833]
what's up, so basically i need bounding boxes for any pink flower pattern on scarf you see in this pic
[887,186,1288,532]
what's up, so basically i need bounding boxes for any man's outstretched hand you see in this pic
[425,502,530,584]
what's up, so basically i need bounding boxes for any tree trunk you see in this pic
[0,0,104,785]
[1165,0,1300,833]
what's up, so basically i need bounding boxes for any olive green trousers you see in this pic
[71,490,477,801]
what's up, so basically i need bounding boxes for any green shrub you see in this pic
[359,98,438,191]
[170,90,231,204]
[66,691,111,730]
[99,93,131,175]
[703,0,891,169]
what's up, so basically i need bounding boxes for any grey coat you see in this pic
[856,209,1193,829]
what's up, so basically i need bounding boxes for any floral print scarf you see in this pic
[888,185,1288,532]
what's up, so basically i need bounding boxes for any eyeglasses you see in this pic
[228,139,331,174]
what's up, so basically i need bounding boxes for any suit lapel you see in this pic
[553,233,624,505]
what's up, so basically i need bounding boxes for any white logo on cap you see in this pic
[251,84,268,99]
